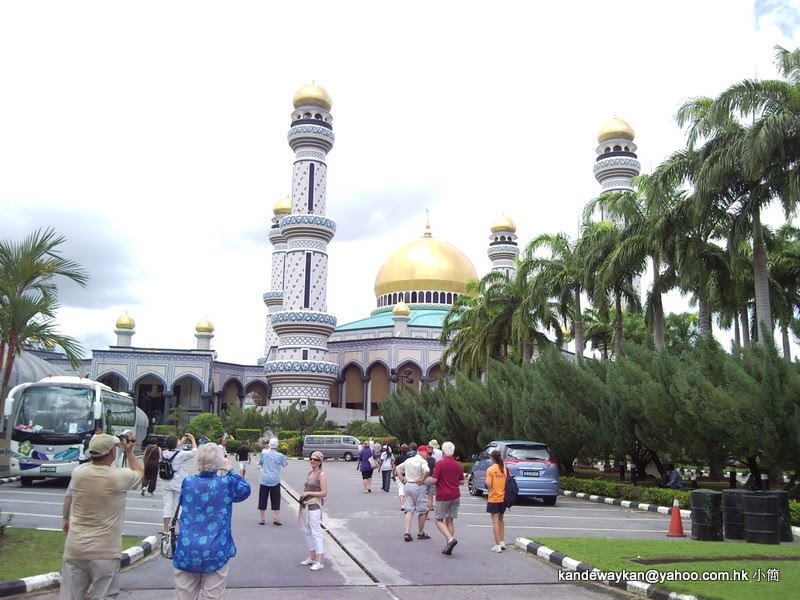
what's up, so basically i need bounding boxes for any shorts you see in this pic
[486,502,506,514]
[361,468,374,480]
[403,482,428,514]
[258,484,281,511]
[239,461,248,471]
[425,476,436,497]
[434,498,460,520]
[396,479,405,496]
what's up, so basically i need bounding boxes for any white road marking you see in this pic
[9,512,162,526]
[455,511,676,521]
[467,524,668,532]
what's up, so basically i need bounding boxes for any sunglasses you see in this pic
[310,457,321,462]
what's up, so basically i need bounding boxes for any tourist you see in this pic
[396,444,431,541]
[299,451,328,571]
[394,443,410,510]
[258,438,288,526]
[379,445,394,492]
[173,443,251,599]
[141,436,162,496]
[236,442,250,477]
[486,450,508,552]
[422,444,437,514]
[357,440,376,493]
[59,434,143,599]
[428,439,443,462]
[161,433,197,535]
[430,441,464,555]
[662,463,683,490]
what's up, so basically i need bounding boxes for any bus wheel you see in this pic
[20,477,33,486]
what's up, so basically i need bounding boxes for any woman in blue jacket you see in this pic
[173,442,251,599]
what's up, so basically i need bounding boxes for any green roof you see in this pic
[335,308,449,332]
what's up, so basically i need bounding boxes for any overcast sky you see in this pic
[0,1,797,364]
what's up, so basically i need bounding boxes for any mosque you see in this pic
[27,84,639,427]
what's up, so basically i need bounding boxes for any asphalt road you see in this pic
[1,458,689,598]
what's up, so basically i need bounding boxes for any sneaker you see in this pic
[310,561,324,571]
[299,558,314,566]
[499,541,507,550]
[140,488,145,496]
[491,544,503,553]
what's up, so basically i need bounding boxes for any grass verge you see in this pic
[0,529,142,582]
[534,537,800,600]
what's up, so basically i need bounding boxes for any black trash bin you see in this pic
[690,489,723,541]
[764,490,793,543]
[722,489,750,540]
[743,493,780,545]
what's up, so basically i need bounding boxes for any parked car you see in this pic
[302,434,361,461]
[468,440,560,505]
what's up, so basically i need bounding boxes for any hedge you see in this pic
[278,430,300,440]
[560,476,800,525]
[278,436,301,456]
[235,429,261,442]
[153,425,175,436]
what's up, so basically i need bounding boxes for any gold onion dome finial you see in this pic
[597,117,635,143]
[273,195,291,215]
[490,214,516,233]
[293,82,332,111]
[374,223,478,297]
[393,301,411,317]
[115,313,135,330]
[196,316,214,333]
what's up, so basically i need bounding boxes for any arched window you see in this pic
[624,146,629,151]
[446,292,453,303]
[392,293,397,304]
[433,291,439,303]
[411,291,417,303]
[425,291,432,303]
[604,147,611,153]
[613,145,621,152]
[404,292,411,303]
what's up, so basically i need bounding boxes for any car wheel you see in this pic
[20,477,33,486]
[468,473,484,496]
[343,452,353,462]
[541,496,557,506]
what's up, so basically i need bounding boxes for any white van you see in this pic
[302,434,361,461]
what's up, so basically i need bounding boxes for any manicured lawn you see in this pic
[0,529,141,581]
[534,537,800,600]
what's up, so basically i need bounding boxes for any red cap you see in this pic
[417,445,430,454]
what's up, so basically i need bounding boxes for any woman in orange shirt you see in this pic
[485,450,507,553]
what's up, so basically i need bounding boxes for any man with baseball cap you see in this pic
[395,444,431,541]
[60,433,143,599]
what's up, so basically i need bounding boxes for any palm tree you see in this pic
[766,223,800,360]
[582,306,613,360]
[0,228,88,411]
[520,232,586,362]
[694,46,800,344]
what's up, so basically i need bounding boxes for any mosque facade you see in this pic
[34,84,637,428]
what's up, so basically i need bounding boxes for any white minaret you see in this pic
[487,214,519,279]
[114,313,135,347]
[264,83,338,407]
[262,196,290,363]
[195,317,214,351]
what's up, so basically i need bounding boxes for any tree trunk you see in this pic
[573,286,584,363]
[746,456,762,491]
[521,341,531,363]
[651,256,665,351]
[733,319,741,348]
[614,289,623,357]
[782,323,791,361]
[740,309,751,346]
[752,207,773,345]
[697,296,711,338]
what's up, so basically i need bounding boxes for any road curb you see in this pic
[561,489,800,539]
[0,535,159,597]
[0,477,20,486]
[515,536,700,600]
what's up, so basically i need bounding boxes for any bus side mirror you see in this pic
[3,397,13,417]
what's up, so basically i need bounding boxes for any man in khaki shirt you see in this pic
[60,433,143,600]
[395,445,431,542]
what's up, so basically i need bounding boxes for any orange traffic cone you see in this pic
[666,496,686,537]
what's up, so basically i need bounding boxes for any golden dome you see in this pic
[293,82,332,111]
[115,313,135,330]
[490,214,516,233]
[195,317,214,334]
[597,117,635,143]
[392,301,411,317]
[374,226,478,297]
[273,195,291,215]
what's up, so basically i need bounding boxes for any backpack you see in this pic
[158,451,179,480]
[504,468,519,508]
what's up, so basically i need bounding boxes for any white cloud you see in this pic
[0,1,796,363]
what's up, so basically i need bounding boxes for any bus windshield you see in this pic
[14,386,95,435]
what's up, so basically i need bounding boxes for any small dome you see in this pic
[392,301,411,317]
[196,317,214,333]
[293,82,332,111]
[490,214,516,233]
[597,117,635,143]
[115,313,135,330]
[374,226,478,297]
[273,195,291,215]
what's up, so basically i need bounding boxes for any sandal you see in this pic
[403,533,413,542]
[417,532,431,540]
[273,521,282,526]
[258,521,265,525]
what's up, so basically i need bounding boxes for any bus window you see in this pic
[101,391,135,431]
[15,387,94,434]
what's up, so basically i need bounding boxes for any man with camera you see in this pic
[60,434,143,599]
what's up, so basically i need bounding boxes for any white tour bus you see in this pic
[2,376,148,484]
